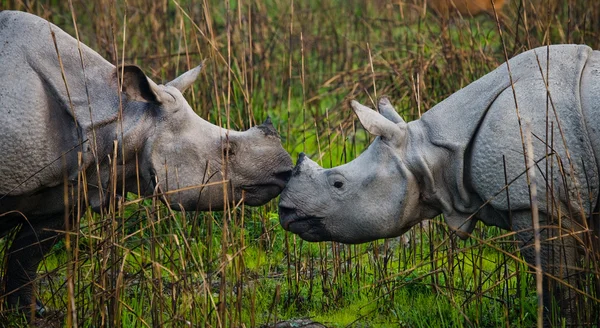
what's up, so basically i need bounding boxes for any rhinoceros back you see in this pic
[580,50,600,187]
[469,45,599,217]
[0,11,118,196]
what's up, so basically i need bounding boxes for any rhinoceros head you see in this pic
[279,98,425,243]
[117,64,292,211]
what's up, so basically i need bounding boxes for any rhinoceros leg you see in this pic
[512,211,584,326]
[3,216,63,316]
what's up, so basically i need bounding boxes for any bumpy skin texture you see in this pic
[280,45,600,324]
[0,11,292,314]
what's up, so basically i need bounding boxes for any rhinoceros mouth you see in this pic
[285,217,324,232]
[278,205,323,230]
[239,180,288,206]
[279,212,329,242]
[240,183,284,193]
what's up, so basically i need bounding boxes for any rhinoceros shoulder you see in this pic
[468,45,599,216]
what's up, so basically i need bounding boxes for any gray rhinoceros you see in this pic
[0,11,292,313]
[279,45,600,323]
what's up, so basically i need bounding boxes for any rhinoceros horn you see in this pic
[257,117,279,136]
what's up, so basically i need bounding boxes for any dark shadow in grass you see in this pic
[262,318,328,328]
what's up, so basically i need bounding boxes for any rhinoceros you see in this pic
[279,45,600,323]
[0,10,292,313]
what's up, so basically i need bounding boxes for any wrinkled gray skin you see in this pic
[280,45,600,324]
[0,11,292,314]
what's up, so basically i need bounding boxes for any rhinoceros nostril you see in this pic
[278,205,297,229]
[278,205,292,217]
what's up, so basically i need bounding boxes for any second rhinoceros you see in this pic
[0,11,292,313]
[279,45,600,324]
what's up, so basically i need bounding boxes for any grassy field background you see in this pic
[1,0,599,327]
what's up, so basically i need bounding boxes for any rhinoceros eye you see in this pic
[327,173,347,192]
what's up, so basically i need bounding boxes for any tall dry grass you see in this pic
[0,0,599,327]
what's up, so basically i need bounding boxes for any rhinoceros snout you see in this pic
[278,203,329,242]
[277,205,296,230]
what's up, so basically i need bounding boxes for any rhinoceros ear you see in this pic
[378,97,407,127]
[165,62,205,93]
[116,65,162,103]
[351,100,405,143]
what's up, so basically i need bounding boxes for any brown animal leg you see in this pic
[2,216,62,316]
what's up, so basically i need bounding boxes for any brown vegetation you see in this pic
[427,0,506,16]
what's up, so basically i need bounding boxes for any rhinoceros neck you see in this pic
[404,62,519,234]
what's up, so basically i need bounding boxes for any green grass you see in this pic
[1,0,600,327]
